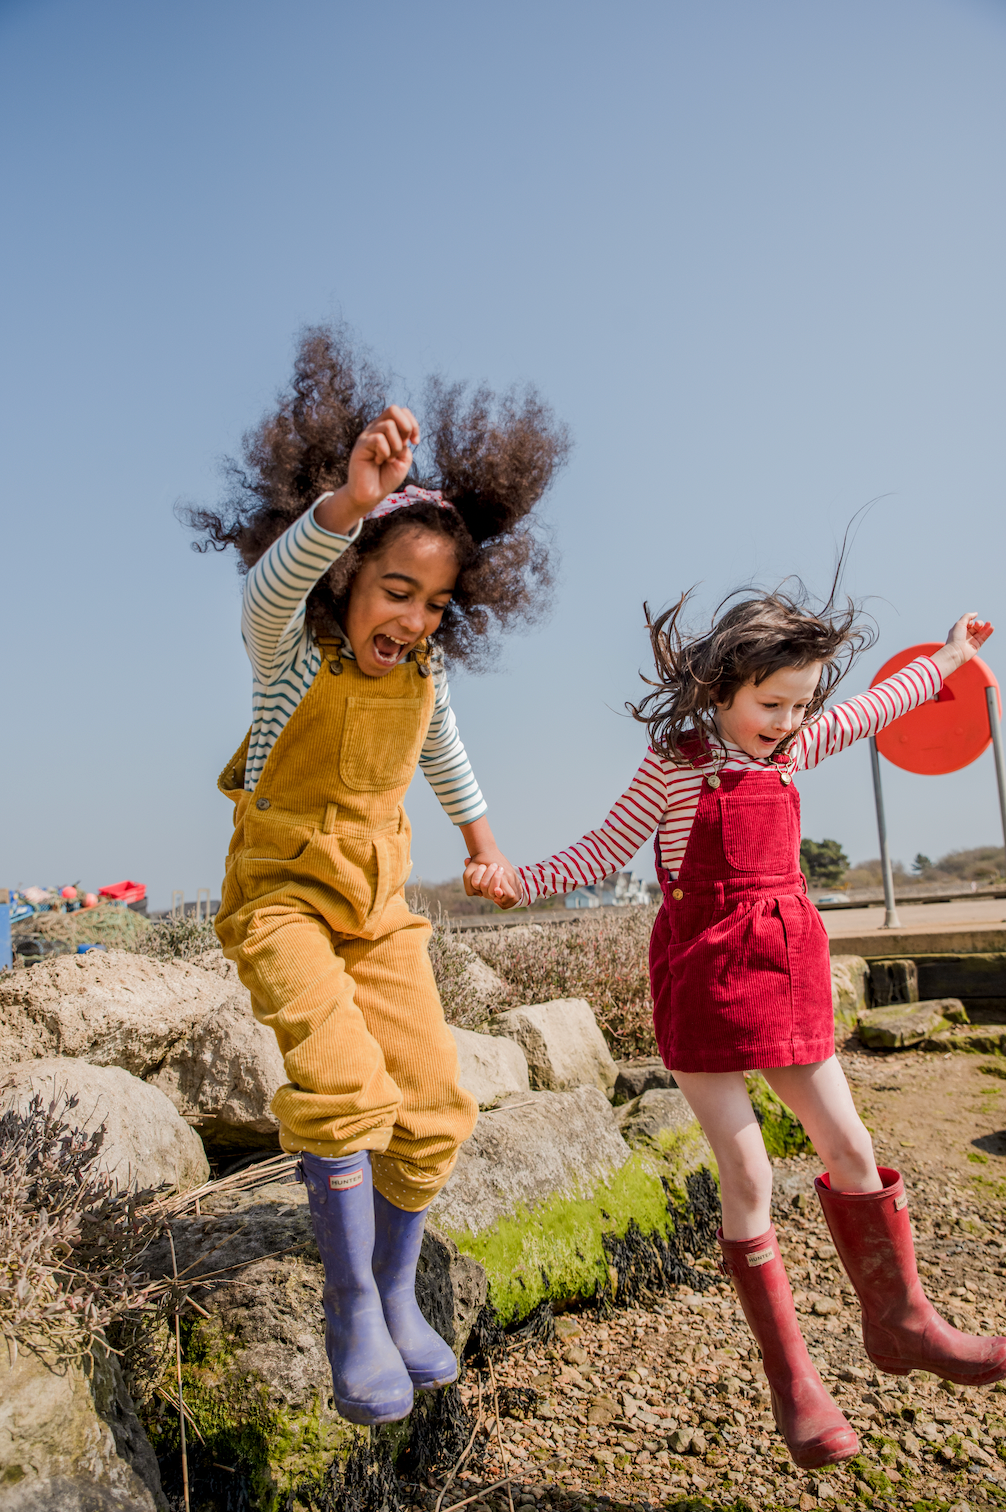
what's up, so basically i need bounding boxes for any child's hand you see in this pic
[464,851,522,910]
[314,406,420,535]
[931,613,995,679]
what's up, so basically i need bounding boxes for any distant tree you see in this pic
[912,854,933,875]
[800,838,849,888]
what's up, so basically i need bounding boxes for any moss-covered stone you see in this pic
[746,1072,812,1157]
[142,1265,361,1511]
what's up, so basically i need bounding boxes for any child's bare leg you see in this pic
[670,1070,773,1240]
[760,1057,881,1194]
[671,1066,859,1467]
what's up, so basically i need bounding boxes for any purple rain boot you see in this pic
[372,1189,459,1390]
[299,1151,414,1424]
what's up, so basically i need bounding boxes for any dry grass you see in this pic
[0,1089,167,1365]
[467,907,659,1057]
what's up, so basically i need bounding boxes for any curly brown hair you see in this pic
[628,584,876,763]
[182,325,571,665]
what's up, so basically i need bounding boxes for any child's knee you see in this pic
[719,1146,773,1205]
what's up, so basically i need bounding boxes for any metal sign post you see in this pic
[869,737,901,929]
[986,686,1006,854]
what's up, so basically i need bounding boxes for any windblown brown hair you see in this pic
[628,583,876,764]
[182,325,571,666]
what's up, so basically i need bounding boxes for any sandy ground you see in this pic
[413,1044,1006,1512]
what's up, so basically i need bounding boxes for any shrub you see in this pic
[473,907,660,1057]
[0,1090,165,1366]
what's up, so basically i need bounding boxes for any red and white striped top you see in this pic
[518,655,942,904]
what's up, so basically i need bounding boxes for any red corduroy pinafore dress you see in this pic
[649,763,835,1073]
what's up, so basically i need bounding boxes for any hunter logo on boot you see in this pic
[329,1171,364,1191]
[747,1247,775,1266]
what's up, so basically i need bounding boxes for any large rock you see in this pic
[0,949,234,1074]
[617,1087,705,1153]
[612,1056,676,1104]
[136,1172,485,1503]
[449,1025,529,1108]
[0,1060,209,1194]
[430,1086,715,1325]
[149,996,284,1149]
[831,955,870,1026]
[0,1341,166,1512]
[0,949,283,1149]
[857,998,967,1049]
[432,1086,630,1237]
[489,998,617,1098]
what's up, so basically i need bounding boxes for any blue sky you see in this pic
[2,0,1005,909]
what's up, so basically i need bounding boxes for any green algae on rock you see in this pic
[431,1086,722,1324]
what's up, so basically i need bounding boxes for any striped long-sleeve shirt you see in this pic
[518,656,942,903]
[240,499,487,825]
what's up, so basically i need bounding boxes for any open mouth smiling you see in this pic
[372,633,412,667]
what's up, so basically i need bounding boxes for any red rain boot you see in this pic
[816,1167,1006,1385]
[719,1226,859,1469]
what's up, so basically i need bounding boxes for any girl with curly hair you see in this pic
[190,326,568,1426]
[468,587,1004,1470]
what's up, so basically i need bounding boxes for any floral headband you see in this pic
[364,484,456,522]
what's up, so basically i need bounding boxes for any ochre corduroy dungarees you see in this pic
[214,639,477,1212]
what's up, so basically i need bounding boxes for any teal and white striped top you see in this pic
[240,499,487,826]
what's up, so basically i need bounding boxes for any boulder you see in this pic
[136,1173,485,1503]
[0,1060,209,1194]
[923,1023,1006,1053]
[449,1025,529,1108]
[149,996,284,1149]
[0,948,284,1149]
[612,1056,676,1104]
[489,998,617,1098]
[0,1341,166,1512]
[617,1087,703,1150]
[0,949,233,1075]
[427,1086,706,1324]
[431,1086,631,1238]
[831,955,870,1025]
[857,998,967,1049]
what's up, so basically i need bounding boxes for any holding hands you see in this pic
[931,613,995,680]
[315,406,420,536]
[463,853,522,909]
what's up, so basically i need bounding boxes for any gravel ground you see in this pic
[405,1048,1006,1512]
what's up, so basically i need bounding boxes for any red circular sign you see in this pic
[870,644,999,775]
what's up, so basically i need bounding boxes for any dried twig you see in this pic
[434,1376,483,1512]
[155,1385,206,1444]
[152,1153,299,1219]
[441,1477,516,1512]
[167,1228,190,1512]
[486,1355,515,1512]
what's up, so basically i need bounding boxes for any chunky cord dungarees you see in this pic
[215,640,477,1211]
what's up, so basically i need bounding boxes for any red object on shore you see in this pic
[61,886,77,900]
[872,644,1000,776]
[99,881,147,905]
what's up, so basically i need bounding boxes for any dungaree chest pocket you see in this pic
[720,794,797,874]
[339,696,426,793]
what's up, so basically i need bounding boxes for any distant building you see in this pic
[564,872,653,909]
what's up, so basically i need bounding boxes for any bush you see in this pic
[137,914,219,962]
[472,906,660,1057]
[0,1090,164,1365]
